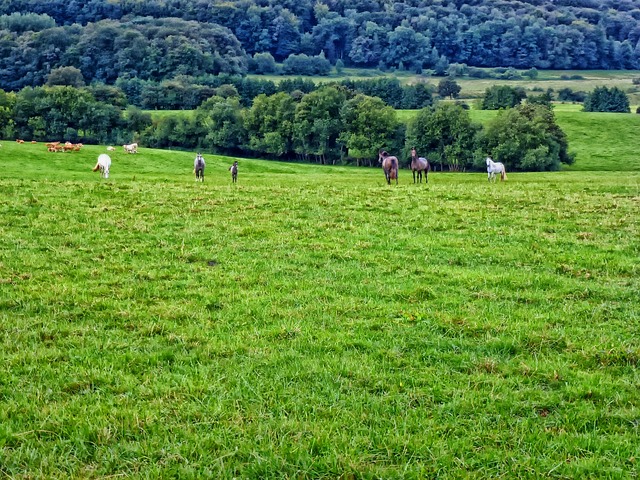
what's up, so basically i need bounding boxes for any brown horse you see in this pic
[378,150,398,185]
[410,148,430,183]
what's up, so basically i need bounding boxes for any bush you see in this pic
[583,86,630,113]
[282,54,331,76]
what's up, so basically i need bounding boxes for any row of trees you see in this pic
[139,85,574,172]
[2,0,640,90]
[0,82,574,172]
[52,73,437,111]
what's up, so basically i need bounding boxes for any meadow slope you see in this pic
[1,143,639,478]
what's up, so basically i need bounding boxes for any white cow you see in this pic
[92,154,112,178]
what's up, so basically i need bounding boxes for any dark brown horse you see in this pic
[378,150,398,185]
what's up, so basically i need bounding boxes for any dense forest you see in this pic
[1,0,640,90]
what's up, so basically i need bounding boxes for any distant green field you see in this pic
[1,142,638,477]
[248,68,640,104]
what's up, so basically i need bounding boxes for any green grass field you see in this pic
[1,141,638,477]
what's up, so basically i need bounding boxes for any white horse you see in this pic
[92,154,112,178]
[123,143,138,154]
[486,157,507,182]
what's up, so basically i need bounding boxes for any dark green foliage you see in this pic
[0,17,247,90]
[406,104,481,171]
[437,78,461,99]
[248,53,278,75]
[11,85,124,143]
[557,88,587,103]
[481,103,575,171]
[480,85,527,110]
[281,53,331,76]
[339,78,405,109]
[583,86,630,113]
[2,1,640,91]
[46,66,85,87]
[339,94,400,161]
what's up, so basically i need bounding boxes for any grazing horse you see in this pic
[92,154,112,178]
[229,161,238,183]
[486,157,507,182]
[410,148,430,184]
[378,150,399,185]
[123,143,138,154]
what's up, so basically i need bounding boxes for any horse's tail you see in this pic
[391,158,398,179]
[501,167,507,181]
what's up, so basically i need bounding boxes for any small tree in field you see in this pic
[437,78,461,99]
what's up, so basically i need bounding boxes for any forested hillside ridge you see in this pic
[2,0,640,90]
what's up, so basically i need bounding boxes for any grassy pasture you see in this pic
[1,142,639,478]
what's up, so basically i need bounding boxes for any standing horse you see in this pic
[378,150,398,185]
[229,161,238,183]
[92,154,111,178]
[410,148,430,184]
[486,157,507,182]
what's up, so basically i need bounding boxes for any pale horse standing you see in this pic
[92,154,112,178]
[486,156,507,182]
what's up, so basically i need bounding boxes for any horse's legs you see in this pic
[413,170,416,184]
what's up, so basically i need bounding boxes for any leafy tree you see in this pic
[293,86,346,163]
[385,26,430,71]
[583,86,630,113]
[197,96,246,153]
[481,103,575,171]
[125,107,153,134]
[244,92,296,157]
[557,88,586,103]
[437,78,461,99]
[401,83,434,109]
[46,66,85,87]
[406,103,480,171]
[480,85,527,110]
[249,52,278,74]
[339,94,399,164]
[282,53,331,75]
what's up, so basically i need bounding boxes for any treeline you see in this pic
[123,87,575,172]
[2,0,640,91]
[0,83,575,172]
[76,74,436,111]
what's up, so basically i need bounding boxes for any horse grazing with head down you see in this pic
[378,150,399,185]
[92,154,112,178]
[410,147,430,184]
[486,156,507,182]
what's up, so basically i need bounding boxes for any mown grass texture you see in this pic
[1,143,639,478]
